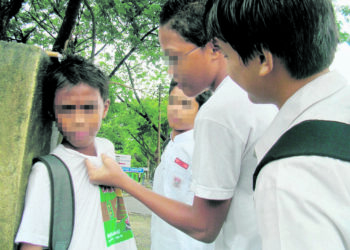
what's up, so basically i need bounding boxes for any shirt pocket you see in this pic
[164,160,194,204]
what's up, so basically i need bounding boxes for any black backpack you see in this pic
[253,120,350,190]
[31,154,75,250]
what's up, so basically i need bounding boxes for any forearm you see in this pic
[20,243,43,250]
[122,177,199,236]
[85,155,230,242]
[121,176,230,242]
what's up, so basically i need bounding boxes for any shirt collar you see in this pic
[255,70,348,162]
[215,75,245,93]
[173,129,194,143]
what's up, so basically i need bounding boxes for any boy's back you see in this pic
[254,71,350,249]
[16,137,137,249]
[205,0,350,248]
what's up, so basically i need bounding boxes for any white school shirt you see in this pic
[15,137,137,250]
[151,130,214,250]
[191,77,277,250]
[254,71,350,250]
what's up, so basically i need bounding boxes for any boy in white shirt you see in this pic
[151,80,213,250]
[15,55,137,250]
[206,0,350,249]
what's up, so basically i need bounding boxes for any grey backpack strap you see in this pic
[253,120,350,190]
[33,154,75,250]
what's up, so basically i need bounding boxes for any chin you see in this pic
[182,88,199,98]
[247,95,260,104]
[64,137,94,150]
[248,94,274,105]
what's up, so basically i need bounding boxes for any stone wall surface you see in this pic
[0,41,52,249]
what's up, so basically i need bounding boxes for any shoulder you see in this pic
[25,161,51,191]
[173,132,195,155]
[95,137,114,147]
[95,137,115,155]
[31,161,50,177]
[257,155,350,189]
[198,77,276,127]
[198,77,252,118]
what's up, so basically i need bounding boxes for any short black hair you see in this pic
[169,79,212,109]
[195,89,212,109]
[169,79,179,94]
[44,55,109,120]
[205,0,339,79]
[160,0,209,47]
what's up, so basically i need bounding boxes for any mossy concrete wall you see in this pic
[0,41,52,249]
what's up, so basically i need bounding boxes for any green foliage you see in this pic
[339,5,350,43]
[334,1,350,44]
[98,86,170,172]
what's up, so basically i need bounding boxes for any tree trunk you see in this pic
[52,0,83,53]
[156,84,162,166]
[0,0,25,41]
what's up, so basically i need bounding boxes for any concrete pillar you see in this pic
[0,41,52,249]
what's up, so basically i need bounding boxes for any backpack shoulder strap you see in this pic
[253,120,350,190]
[33,154,75,250]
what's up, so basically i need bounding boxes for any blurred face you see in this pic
[167,86,199,132]
[159,25,217,97]
[54,83,109,155]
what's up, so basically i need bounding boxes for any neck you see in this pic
[211,73,227,91]
[171,129,187,140]
[62,138,97,156]
[211,59,229,91]
[276,68,330,109]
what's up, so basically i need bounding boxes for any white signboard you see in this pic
[116,154,131,168]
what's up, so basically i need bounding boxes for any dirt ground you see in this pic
[129,212,151,250]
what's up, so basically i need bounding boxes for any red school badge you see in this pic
[174,157,189,169]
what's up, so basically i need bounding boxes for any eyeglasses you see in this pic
[168,96,194,109]
[163,46,200,65]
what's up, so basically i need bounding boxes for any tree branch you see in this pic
[28,12,56,39]
[108,25,158,78]
[0,0,25,40]
[52,0,83,53]
[128,103,167,141]
[8,0,24,19]
[127,130,154,160]
[125,62,143,106]
[83,0,96,62]
[110,71,167,141]
[95,43,107,57]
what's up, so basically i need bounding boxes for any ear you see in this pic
[102,99,110,118]
[206,41,222,59]
[258,50,274,76]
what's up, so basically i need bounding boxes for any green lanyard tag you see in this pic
[100,186,134,247]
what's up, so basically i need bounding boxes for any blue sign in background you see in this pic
[122,167,144,173]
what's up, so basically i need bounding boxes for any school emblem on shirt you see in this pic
[173,176,182,187]
[174,157,189,169]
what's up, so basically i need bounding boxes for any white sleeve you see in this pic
[191,118,244,200]
[15,162,51,247]
[98,137,115,159]
[106,140,116,159]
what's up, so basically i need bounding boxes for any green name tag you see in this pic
[100,186,134,247]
